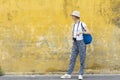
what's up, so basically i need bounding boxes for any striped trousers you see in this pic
[67,40,86,75]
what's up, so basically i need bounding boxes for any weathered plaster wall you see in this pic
[0,0,120,74]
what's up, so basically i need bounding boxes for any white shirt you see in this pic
[72,21,86,40]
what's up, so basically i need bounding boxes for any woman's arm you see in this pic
[77,22,91,36]
[77,26,90,36]
[83,26,90,34]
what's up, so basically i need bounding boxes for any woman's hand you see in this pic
[76,32,83,36]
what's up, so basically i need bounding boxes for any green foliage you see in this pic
[111,0,120,27]
[0,67,4,76]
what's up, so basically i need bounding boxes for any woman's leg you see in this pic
[77,40,86,75]
[67,41,79,74]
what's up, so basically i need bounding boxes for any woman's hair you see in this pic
[74,16,80,19]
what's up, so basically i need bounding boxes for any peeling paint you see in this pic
[0,0,120,73]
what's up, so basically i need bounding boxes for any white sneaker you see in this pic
[60,74,71,79]
[78,75,83,80]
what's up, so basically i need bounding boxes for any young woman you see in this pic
[61,11,90,80]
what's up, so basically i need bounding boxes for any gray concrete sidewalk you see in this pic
[0,74,120,80]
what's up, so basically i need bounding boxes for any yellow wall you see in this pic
[0,0,120,74]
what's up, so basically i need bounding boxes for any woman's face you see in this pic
[72,16,78,21]
[72,16,76,21]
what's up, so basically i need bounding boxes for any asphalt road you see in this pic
[0,74,120,80]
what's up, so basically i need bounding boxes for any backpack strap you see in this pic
[77,21,80,32]
[73,21,80,34]
[81,22,86,32]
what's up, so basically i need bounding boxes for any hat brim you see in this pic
[70,14,80,18]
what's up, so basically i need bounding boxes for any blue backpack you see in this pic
[81,22,92,45]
